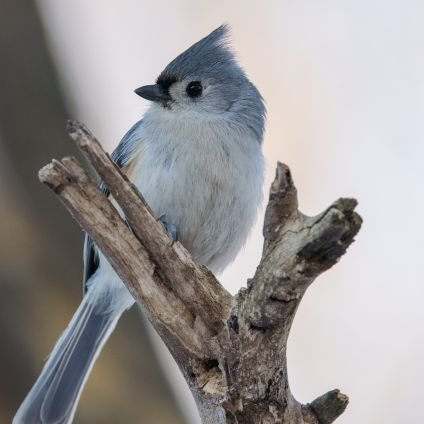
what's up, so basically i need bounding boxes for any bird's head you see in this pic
[135,25,265,139]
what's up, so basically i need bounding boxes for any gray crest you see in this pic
[157,24,240,84]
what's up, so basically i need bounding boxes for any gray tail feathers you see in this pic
[14,290,123,424]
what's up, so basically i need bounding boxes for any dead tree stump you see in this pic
[38,121,361,423]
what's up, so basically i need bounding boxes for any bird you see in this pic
[14,24,265,424]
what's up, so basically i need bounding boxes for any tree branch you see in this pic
[38,121,362,423]
[39,156,207,363]
[67,121,232,334]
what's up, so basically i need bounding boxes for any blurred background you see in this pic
[1,0,423,423]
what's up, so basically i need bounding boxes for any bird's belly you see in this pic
[128,142,263,274]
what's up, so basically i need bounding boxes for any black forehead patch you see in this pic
[156,74,178,94]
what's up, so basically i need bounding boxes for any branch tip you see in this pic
[273,161,294,192]
[263,162,298,242]
[66,119,81,137]
[38,159,71,190]
[66,119,93,148]
[38,161,56,183]
[309,389,349,424]
[333,197,357,212]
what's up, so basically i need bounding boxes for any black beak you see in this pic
[134,84,171,102]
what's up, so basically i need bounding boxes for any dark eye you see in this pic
[186,81,203,98]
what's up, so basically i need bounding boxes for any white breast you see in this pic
[126,106,264,274]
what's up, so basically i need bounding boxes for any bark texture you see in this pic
[38,121,362,423]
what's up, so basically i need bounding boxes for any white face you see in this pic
[166,78,238,116]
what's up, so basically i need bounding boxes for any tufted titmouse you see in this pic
[14,25,265,423]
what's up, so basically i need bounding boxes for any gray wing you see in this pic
[83,119,143,292]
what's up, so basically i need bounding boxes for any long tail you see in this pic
[14,279,132,424]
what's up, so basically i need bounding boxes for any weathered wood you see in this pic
[38,121,362,423]
[66,121,232,336]
[39,157,208,365]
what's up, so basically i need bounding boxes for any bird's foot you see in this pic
[158,214,177,241]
